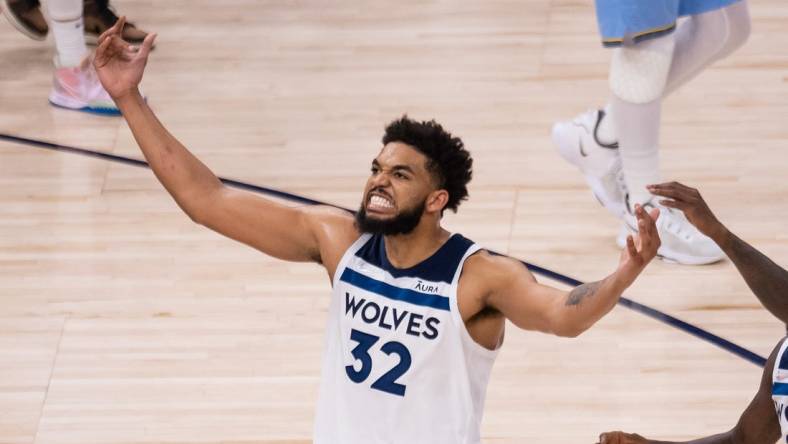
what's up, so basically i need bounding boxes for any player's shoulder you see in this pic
[302,204,354,222]
[462,249,534,285]
[302,205,362,261]
[302,205,356,234]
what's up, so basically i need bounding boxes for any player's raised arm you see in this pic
[595,338,783,444]
[649,181,788,323]
[93,17,357,268]
[478,204,660,338]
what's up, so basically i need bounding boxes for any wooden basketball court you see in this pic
[1,1,786,442]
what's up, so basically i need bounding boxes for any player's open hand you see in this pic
[93,16,157,100]
[596,431,650,444]
[618,203,660,276]
[647,182,726,242]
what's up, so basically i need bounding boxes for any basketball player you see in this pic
[597,181,788,444]
[1,0,150,114]
[94,18,661,443]
[552,0,750,265]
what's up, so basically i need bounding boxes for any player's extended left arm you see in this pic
[487,204,661,338]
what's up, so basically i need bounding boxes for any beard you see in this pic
[355,200,426,236]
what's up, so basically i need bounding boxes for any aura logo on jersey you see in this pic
[414,280,440,293]
[345,292,441,340]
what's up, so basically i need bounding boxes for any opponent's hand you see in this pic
[597,431,650,444]
[93,16,157,100]
[617,203,660,278]
[647,182,726,243]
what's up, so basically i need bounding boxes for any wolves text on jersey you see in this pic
[345,292,440,340]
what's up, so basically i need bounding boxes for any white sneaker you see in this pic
[617,202,724,265]
[552,109,626,218]
[48,55,120,116]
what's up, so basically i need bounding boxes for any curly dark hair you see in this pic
[382,116,473,213]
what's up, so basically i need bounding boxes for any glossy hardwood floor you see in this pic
[1,1,786,443]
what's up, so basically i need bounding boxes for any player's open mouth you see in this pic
[366,193,395,213]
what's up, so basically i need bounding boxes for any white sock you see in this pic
[611,96,662,207]
[603,2,750,210]
[665,0,750,95]
[598,1,750,147]
[47,0,88,68]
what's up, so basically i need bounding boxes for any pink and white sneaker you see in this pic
[48,56,120,116]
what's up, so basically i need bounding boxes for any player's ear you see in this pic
[426,189,449,214]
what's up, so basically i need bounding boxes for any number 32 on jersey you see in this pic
[345,328,412,397]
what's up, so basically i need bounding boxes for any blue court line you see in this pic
[0,132,767,368]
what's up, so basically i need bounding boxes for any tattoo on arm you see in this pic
[566,280,604,306]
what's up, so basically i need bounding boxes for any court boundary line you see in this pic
[0,132,767,367]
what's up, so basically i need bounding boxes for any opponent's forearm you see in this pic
[557,273,629,337]
[116,89,223,219]
[714,228,788,322]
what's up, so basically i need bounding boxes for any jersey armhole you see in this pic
[330,233,372,289]
[449,246,501,359]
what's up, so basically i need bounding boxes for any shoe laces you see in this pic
[657,207,696,241]
[625,197,692,241]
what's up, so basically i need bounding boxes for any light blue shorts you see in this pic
[595,0,741,46]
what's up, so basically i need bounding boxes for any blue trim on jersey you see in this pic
[339,268,451,311]
[595,0,741,46]
[773,382,788,396]
[355,233,475,284]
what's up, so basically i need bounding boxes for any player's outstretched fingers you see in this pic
[98,15,126,45]
[648,182,694,203]
[135,32,157,61]
[634,205,660,256]
[94,34,116,68]
[644,206,659,240]
[626,234,639,262]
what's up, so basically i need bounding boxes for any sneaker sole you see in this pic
[0,0,47,41]
[615,227,724,266]
[49,99,121,116]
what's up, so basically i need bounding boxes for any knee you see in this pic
[609,36,675,104]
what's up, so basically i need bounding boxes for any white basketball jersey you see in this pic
[314,233,500,444]
[772,337,788,441]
